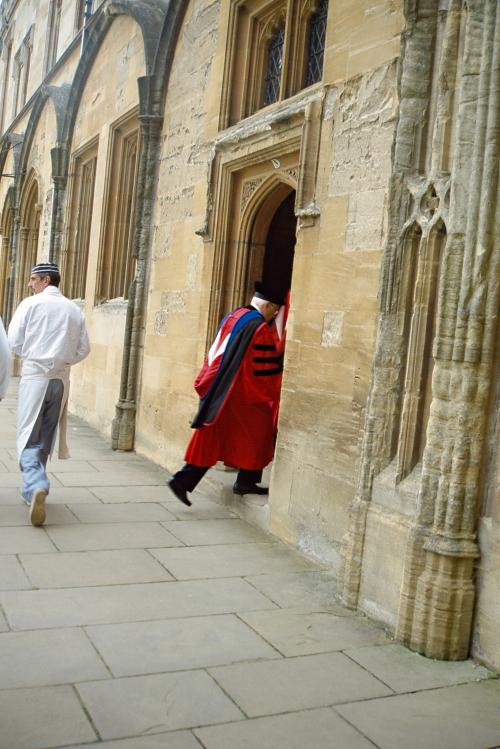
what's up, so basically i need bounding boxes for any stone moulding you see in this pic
[341,0,500,661]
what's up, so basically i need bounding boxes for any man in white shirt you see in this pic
[0,316,10,399]
[8,262,90,526]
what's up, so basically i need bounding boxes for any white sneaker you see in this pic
[30,488,47,527]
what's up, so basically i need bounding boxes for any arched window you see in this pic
[263,26,285,106]
[96,112,140,304]
[45,0,62,74]
[62,139,98,299]
[220,0,330,128]
[305,0,328,87]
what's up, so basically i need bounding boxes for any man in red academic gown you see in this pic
[167,283,287,506]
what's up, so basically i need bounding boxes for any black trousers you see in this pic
[172,463,263,493]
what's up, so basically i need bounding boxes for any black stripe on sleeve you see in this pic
[253,355,283,364]
[253,344,275,351]
[253,367,283,376]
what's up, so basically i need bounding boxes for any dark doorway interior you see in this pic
[261,191,297,302]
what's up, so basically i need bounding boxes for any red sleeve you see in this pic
[194,357,219,397]
[238,322,283,406]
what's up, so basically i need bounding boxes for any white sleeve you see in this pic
[7,301,28,357]
[0,317,11,398]
[73,317,90,364]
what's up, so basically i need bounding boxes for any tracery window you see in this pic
[75,0,93,33]
[45,0,62,74]
[0,198,13,320]
[0,37,12,133]
[62,139,98,299]
[12,28,33,117]
[305,0,328,88]
[96,113,140,304]
[220,0,329,128]
[263,25,285,106]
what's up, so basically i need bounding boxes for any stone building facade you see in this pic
[0,0,498,668]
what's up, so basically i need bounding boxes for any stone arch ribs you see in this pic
[106,0,168,76]
[341,0,500,660]
[17,84,72,265]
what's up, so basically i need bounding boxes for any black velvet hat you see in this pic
[254,281,285,306]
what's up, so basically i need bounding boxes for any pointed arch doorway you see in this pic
[209,179,297,508]
[244,188,297,307]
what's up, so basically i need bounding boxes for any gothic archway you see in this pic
[0,193,13,319]
[15,170,40,306]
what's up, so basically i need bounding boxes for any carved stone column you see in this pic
[396,0,500,659]
[48,146,69,265]
[341,0,500,662]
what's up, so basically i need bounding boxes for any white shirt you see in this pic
[8,285,90,376]
[0,316,10,398]
[8,285,90,457]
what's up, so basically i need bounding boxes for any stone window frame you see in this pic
[75,0,87,32]
[200,91,323,345]
[44,0,63,75]
[395,209,448,482]
[15,169,41,307]
[61,136,99,300]
[0,33,13,133]
[95,109,140,305]
[219,0,328,129]
[0,193,13,319]
[12,26,33,117]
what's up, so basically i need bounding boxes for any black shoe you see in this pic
[167,478,192,507]
[233,483,269,496]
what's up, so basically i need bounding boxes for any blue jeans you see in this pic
[20,379,64,502]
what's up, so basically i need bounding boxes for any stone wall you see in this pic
[67,13,146,434]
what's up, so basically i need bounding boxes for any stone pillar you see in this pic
[48,146,69,265]
[5,211,21,323]
[396,0,500,659]
[112,76,163,451]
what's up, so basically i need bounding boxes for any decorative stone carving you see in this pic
[240,178,264,213]
[341,0,500,662]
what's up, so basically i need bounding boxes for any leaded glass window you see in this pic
[305,0,327,87]
[263,26,285,106]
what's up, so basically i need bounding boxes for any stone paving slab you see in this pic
[45,521,183,551]
[0,627,110,688]
[240,608,390,656]
[194,707,376,749]
[0,526,57,554]
[336,680,500,749]
[90,485,179,503]
[69,502,176,523]
[0,685,97,749]
[0,383,498,749]
[0,555,32,590]
[1,578,277,629]
[162,518,271,545]
[0,458,95,473]
[60,734,203,749]
[245,571,340,608]
[36,487,102,504]
[345,643,493,693]
[77,671,244,740]
[19,549,174,588]
[0,503,79,526]
[86,613,279,676]
[89,460,167,474]
[163,499,237,520]
[208,652,393,717]
[53,470,168,487]
[150,542,319,579]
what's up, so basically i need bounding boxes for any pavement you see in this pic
[0,379,499,749]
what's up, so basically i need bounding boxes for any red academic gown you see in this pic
[184,306,284,470]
